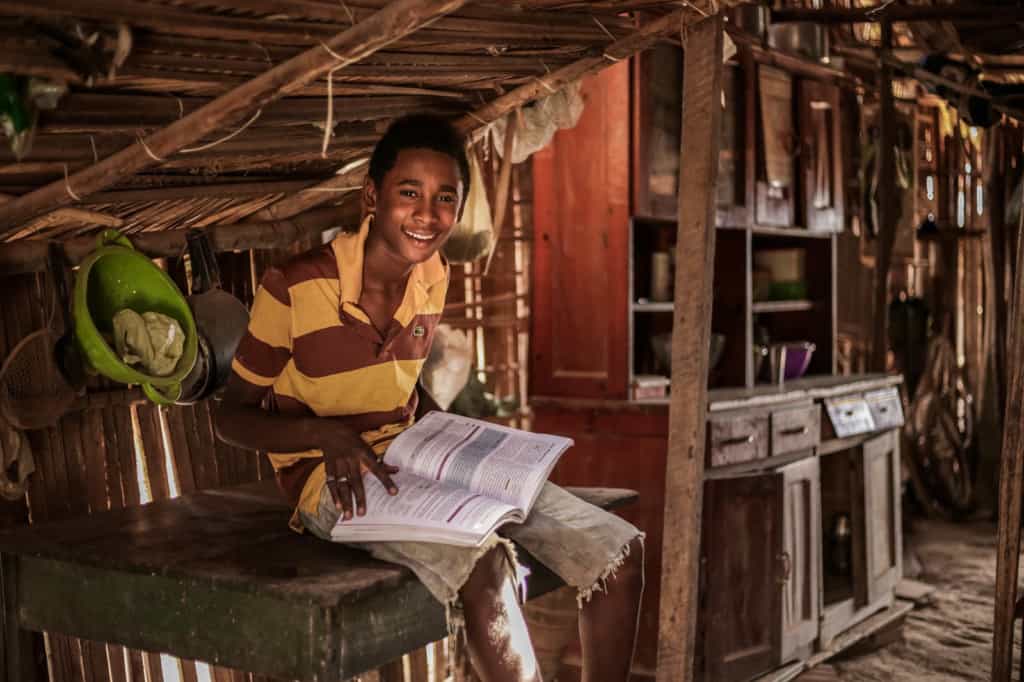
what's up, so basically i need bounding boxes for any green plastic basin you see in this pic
[73,230,197,404]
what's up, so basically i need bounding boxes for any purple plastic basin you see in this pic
[782,342,816,380]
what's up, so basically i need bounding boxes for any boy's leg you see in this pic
[578,536,645,682]
[501,484,646,682]
[460,545,542,682]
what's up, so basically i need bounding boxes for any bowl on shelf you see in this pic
[779,341,816,380]
[648,332,727,376]
[754,341,816,382]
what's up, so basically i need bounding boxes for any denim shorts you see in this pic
[299,480,645,620]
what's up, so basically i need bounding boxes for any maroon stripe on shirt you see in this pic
[269,393,417,434]
[291,313,440,378]
[234,332,291,379]
[258,266,291,306]
[281,245,338,288]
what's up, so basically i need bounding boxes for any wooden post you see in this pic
[656,14,723,682]
[992,151,1024,682]
[0,0,469,236]
[871,22,897,372]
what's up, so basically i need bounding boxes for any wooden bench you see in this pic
[0,480,636,682]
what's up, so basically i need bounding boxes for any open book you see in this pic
[330,411,573,547]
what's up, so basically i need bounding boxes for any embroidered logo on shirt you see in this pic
[413,325,426,337]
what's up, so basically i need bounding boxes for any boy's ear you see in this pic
[361,176,378,216]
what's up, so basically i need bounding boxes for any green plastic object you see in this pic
[73,230,197,405]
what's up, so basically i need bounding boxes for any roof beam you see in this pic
[0,205,351,277]
[0,0,470,238]
[255,3,711,222]
[771,3,1024,24]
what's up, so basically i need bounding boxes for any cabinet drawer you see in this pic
[864,387,904,430]
[771,405,820,456]
[708,413,769,467]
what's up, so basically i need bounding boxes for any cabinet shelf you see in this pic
[633,302,675,312]
[752,225,836,239]
[752,299,816,313]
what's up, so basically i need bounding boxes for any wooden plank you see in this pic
[409,645,429,682]
[871,22,897,372]
[0,0,471,234]
[136,405,171,502]
[379,658,405,682]
[165,408,198,495]
[182,404,222,490]
[992,113,1024,681]
[656,14,723,682]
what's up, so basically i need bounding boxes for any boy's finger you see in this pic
[351,463,368,516]
[336,475,354,520]
[371,462,399,495]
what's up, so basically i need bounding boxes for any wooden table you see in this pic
[0,480,636,682]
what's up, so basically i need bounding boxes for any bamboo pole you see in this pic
[656,13,723,682]
[255,4,707,222]
[0,0,470,237]
[0,206,350,277]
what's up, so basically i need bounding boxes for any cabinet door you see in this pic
[530,61,630,398]
[701,473,781,682]
[797,79,843,232]
[858,430,902,604]
[778,456,821,663]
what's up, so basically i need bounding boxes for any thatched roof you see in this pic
[1,0,1022,250]
[0,0,707,245]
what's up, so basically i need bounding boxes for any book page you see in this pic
[330,471,521,547]
[386,412,573,512]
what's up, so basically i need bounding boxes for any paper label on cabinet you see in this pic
[824,396,876,438]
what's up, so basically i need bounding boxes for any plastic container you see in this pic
[73,230,197,404]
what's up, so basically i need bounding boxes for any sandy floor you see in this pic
[833,519,1002,681]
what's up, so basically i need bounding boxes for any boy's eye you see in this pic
[437,194,456,204]
[399,189,418,198]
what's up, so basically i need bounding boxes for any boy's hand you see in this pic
[322,429,399,521]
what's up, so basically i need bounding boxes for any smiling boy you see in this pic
[216,114,644,682]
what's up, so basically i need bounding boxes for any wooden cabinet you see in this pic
[531,61,630,399]
[699,455,820,681]
[860,430,902,605]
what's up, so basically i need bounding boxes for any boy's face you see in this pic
[363,147,463,267]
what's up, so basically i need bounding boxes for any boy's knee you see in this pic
[462,545,512,597]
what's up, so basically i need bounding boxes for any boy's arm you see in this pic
[213,266,397,519]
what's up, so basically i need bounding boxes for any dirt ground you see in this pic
[831,519,1003,681]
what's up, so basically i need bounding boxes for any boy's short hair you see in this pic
[368,114,471,202]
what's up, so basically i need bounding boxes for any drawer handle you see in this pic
[780,426,808,436]
[777,551,791,584]
[718,434,755,447]
[878,406,889,413]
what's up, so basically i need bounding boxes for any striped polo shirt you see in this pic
[230,214,449,530]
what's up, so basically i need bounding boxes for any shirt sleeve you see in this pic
[230,266,293,390]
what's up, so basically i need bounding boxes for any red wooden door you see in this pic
[530,61,631,399]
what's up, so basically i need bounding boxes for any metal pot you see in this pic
[728,3,770,41]
[767,23,830,62]
[184,229,249,400]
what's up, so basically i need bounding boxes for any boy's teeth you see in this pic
[403,229,434,241]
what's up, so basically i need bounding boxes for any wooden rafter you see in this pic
[254,3,709,222]
[0,0,470,237]
[0,205,350,276]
